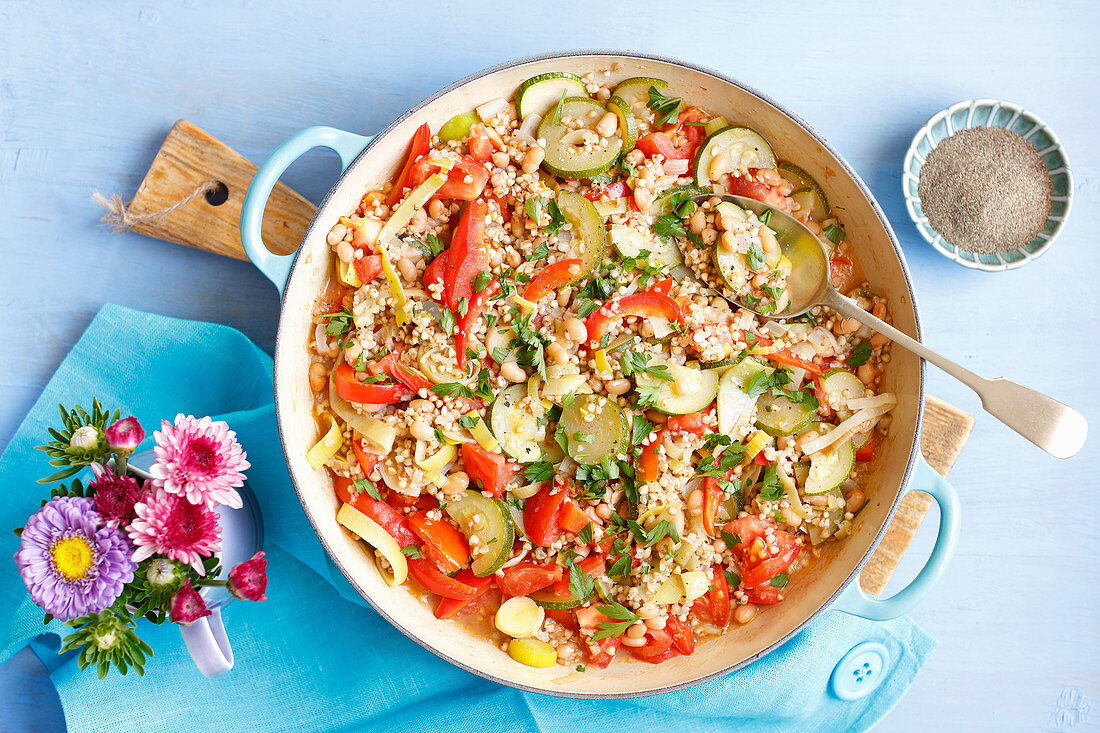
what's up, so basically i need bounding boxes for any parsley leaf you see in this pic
[353,478,381,501]
[567,556,595,601]
[724,570,741,588]
[577,298,601,318]
[745,241,767,271]
[458,414,479,430]
[540,199,568,235]
[528,240,550,261]
[578,522,594,544]
[646,86,683,127]
[400,544,421,558]
[473,269,493,293]
[758,463,784,501]
[643,520,680,547]
[823,223,846,245]
[758,209,773,226]
[652,213,688,242]
[630,415,655,449]
[720,530,742,549]
[437,308,456,336]
[323,307,355,339]
[593,602,641,641]
[430,382,475,399]
[524,461,555,483]
[769,572,789,588]
[846,341,872,367]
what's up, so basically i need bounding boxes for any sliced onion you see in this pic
[517,113,542,144]
[315,323,339,358]
[495,596,544,638]
[511,482,542,499]
[328,374,396,454]
[801,399,897,455]
[337,503,408,586]
[477,97,509,123]
[663,158,690,176]
[649,316,672,338]
[807,327,841,357]
[847,393,897,411]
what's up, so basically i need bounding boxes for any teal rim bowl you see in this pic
[902,99,1072,271]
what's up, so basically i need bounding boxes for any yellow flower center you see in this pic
[51,536,95,581]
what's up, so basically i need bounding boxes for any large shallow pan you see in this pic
[240,51,959,698]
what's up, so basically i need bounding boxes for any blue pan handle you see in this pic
[240,126,372,293]
[832,454,960,621]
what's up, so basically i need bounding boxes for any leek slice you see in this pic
[743,429,771,461]
[416,442,458,473]
[508,638,557,668]
[495,596,545,638]
[375,172,447,325]
[593,348,612,373]
[512,293,537,312]
[327,371,396,454]
[306,412,344,471]
[336,259,362,288]
[336,503,408,586]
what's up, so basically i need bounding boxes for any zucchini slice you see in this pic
[790,187,829,222]
[608,223,683,269]
[538,97,623,179]
[778,161,830,219]
[611,76,669,123]
[716,358,769,435]
[555,191,608,281]
[516,72,587,120]
[637,360,719,416]
[489,384,547,462]
[557,394,628,464]
[755,391,815,436]
[694,126,778,188]
[445,491,515,576]
[529,584,593,609]
[804,438,856,495]
[819,368,865,408]
[805,487,845,545]
[607,96,638,152]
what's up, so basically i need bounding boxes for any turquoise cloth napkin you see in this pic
[0,304,935,732]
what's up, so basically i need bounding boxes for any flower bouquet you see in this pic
[13,399,267,678]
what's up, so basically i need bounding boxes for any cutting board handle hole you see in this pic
[204,181,229,207]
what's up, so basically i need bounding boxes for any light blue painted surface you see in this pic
[1,1,1097,730]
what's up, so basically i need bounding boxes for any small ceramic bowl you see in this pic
[902,99,1072,271]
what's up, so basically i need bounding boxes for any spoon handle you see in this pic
[823,291,1088,459]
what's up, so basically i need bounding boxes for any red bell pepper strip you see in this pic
[434,569,495,619]
[386,123,431,209]
[369,351,434,394]
[350,437,381,480]
[638,429,662,483]
[649,277,674,296]
[701,477,723,538]
[455,278,500,369]
[665,408,710,434]
[441,200,490,311]
[460,442,514,498]
[408,155,490,201]
[766,349,823,376]
[691,563,731,627]
[521,258,583,303]
[409,510,471,574]
[855,432,876,462]
[496,562,563,598]
[523,482,567,547]
[333,477,420,548]
[584,292,685,349]
[407,557,478,600]
[665,614,696,655]
[333,363,413,404]
[423,250,449,305]
[352,254,384,283]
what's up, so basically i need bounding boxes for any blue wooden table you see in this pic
[2,1,1098,730]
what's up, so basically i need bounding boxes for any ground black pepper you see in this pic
[917,126,1052,254]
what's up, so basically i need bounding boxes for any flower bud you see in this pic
[145,558,183,590]
[69,425,102,452]
[106,416,144,454]
[170,579,212,625]
[227,551,268,602]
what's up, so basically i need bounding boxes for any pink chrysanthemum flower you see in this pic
[127,488,221,575]
[89,463,149,528]
[150,414,249,510]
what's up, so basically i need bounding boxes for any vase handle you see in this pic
[179,608,234,677]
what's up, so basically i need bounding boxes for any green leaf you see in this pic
[846,341,872,367]
[431,382,475,400]
[593,602,641,641]
[769,572,789,588]
[646,86,683,126]
[823,223,846,245]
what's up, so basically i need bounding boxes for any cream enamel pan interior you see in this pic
[272,52,924,697]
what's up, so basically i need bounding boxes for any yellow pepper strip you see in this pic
[336,503,408,586]
[512,293,537,312]
[594,348,612,373]
[464,410,500,452]
[373,172,448,325]
[416,442,457,473]
[306,412,344,471]
[336,258,362,288]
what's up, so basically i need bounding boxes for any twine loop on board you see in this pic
[92,179,222,232]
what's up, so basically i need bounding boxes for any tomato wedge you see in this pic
[333,363,412,404]
[350,438,381,481]
[635,132,681,160]
[467,124,493,163]
[692,563,730,627]
[521,258,583,303]
[434,569,495,619]
[461,442,514,498]
[666,408,710,434]
[386,123,431,209]
[409,510,470,574]
[497,562,563,598]
[575,607,622,668]
[725,169,790,210]
[725,516,801,588]
[701,478,723,538]
[455,278,500,369]
[583,180,629,201]
[408,557,478,600]
[333,479,420,548]
[856,433,876,462]
[554,554,604,596]
[523,482,566,547]
[352,254,384,283]
[665,614,696,655]
[558,499,591,536]
[627,627,676,663]
[408,155,490,201]
[744,584,783,605]
[584,292,685,349]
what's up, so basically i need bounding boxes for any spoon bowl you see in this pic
[687,193,1087,459]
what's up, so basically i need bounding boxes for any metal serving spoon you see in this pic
[688,193,1088,459]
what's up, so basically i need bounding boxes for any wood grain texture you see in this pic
[1,1,1098,731]
[127,120,312,260]
[860,396,975,596]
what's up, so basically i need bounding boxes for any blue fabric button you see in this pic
[830,642,890,701]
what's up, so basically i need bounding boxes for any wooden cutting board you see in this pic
[110,120,975,595]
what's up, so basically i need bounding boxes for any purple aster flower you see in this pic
[14,496,136,621]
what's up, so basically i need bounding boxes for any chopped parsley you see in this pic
[528,240,550,261]
[430,382,475,399]
[724,570,741,588]
[758,209,773,226]
[352,478,381,501]
[524,461,555,483]
[578,522,594,544]
[646,86,683,127]
[745,241,767,271]
[757,463,784,501]
[619,352,674,383]
[846,341,872,367]
[769,572,789,588]
[566,556,595,601]
[593,602,641,641]
[472,269,493,293]
[437,307,456,336]
[720,530,742,549]
[400,544,421,558]
[577,298,601,318]
[458,414,479,430]
[823,222,846,245]
[653,213,688,242]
